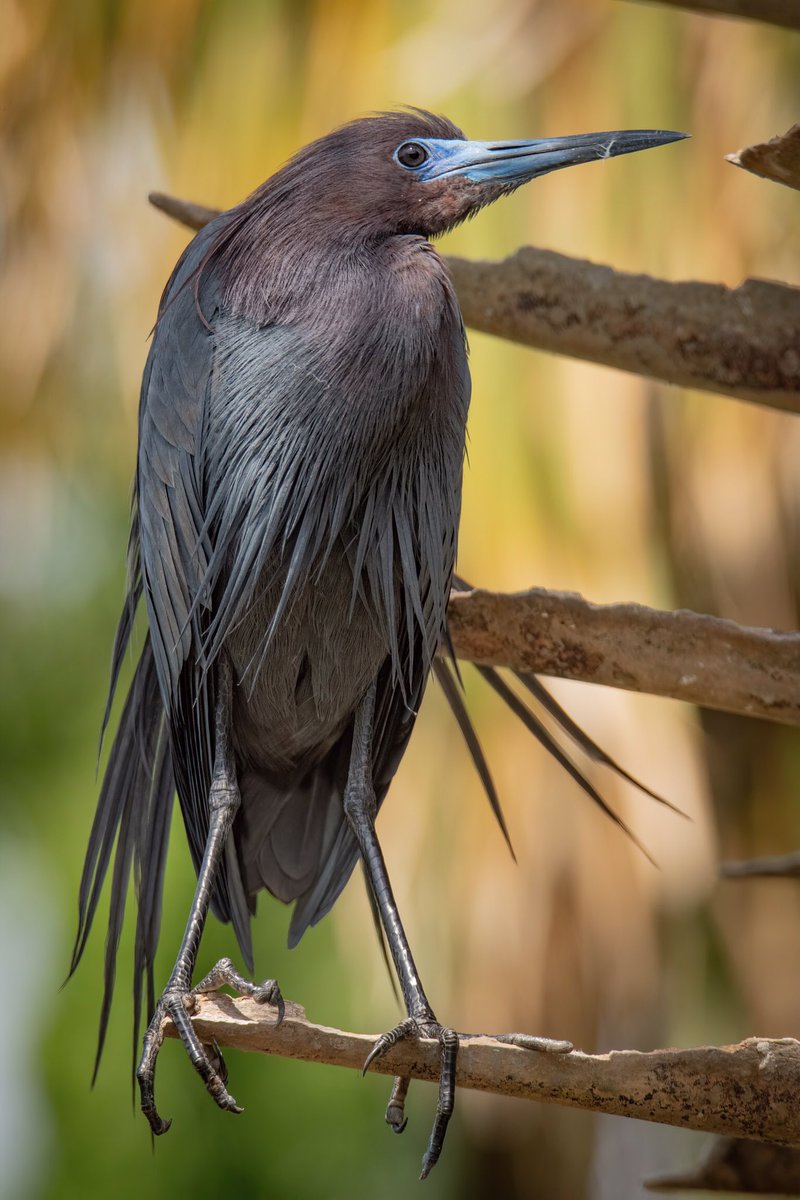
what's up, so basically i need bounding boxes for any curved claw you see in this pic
[203,1038,228,1084]
[137,958,281,1133]
[136,984,241,1123]
[389,1112,409,1135]
[164,994,242,1117]
[363,1016,417,1076]
[420,1026,458,1180]
[264,987,285,1026]
[361,1014,459,1178]
[195,958,284,1024]
[385,1076,410,1134]
[137,1007,173,1136]
[138,1073,172,1135]
[362,1042,384,1076]
[140,1086,172,1139]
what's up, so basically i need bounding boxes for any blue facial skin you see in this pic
[394,130,688,185]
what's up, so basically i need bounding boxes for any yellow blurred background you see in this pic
[1,1,799,1197]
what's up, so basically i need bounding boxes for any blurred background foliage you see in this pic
[1,1,799,1197]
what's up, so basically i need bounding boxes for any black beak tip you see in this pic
[656,130,691,145]
[616,128,690,158]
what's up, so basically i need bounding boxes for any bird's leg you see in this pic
[343,681,458,1179]
[136,655,283,1135]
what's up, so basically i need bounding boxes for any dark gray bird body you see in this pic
[137,128,468,952]
[72,109,685,1174]
[210,232,466,939]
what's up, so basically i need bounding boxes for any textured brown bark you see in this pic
[165,994,800,1147]
[631,0,800,30]
[446,587,800,727]
[446,251,800,414]
[149,191,800,415]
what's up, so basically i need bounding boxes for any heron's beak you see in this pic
[417,129,688,184]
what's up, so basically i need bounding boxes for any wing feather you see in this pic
[135,217,251,948]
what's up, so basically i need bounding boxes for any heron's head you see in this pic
[266,109,687,239]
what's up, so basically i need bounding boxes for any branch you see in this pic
[151,192,217,230]
[646,1137,800,1193]
[721,851,800,879]
[166,993,800,1147]
[446,253,800,415]
[148,192,800,416]
[630,0,800,30]
[145,193,800,727]
[446,588,800,728]
[727,125,800,193]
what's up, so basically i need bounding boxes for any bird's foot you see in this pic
[363,1013,459,1180]
[136,956,284,1136]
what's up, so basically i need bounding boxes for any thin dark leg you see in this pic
[343,681,458,1179]
[136,655,283,1135]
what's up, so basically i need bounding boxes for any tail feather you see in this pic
[238,765,336,904]
[476,665,656,864]
[94,773,137,1081]
[70,636,175,1078]
[132,712,173,1070]
[448,573,675,828]
[75,564,677,1074]
[288,821,358,948]
[99,510,142,754]
[433,659,515,859]
[235,742,359,949]
[513,670,682,814]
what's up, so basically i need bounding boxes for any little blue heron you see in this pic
[71,109,685,1176]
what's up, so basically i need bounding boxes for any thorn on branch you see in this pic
[727,124,800,193]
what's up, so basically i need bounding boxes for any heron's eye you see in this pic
[396,141,429,169]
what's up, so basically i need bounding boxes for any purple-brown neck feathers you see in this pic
[207,110,467,326]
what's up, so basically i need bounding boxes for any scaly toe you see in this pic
[385,1076,410,1133]
[494,1032,573,1054]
